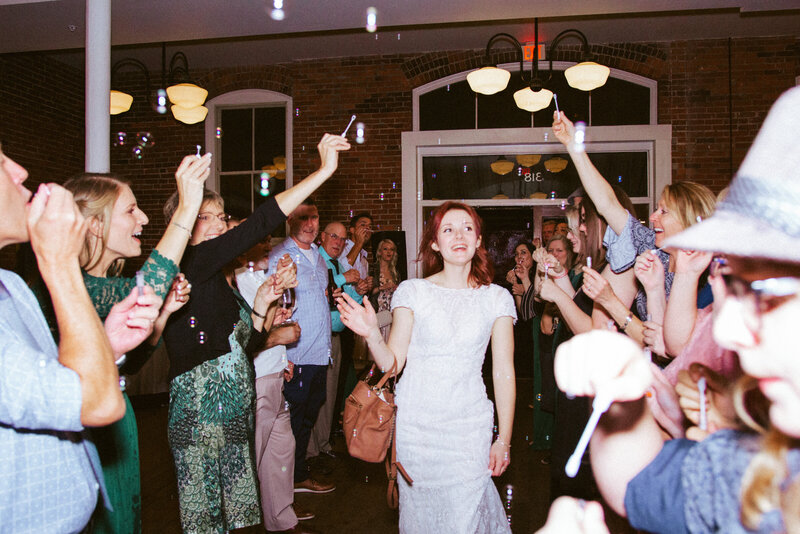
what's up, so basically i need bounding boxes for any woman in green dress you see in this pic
[61,152,212,534]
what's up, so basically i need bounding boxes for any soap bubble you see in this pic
[137,132,154,148]
[215,127,222,139]
[366,7,377,32]
[156,89,168,114]
[114,132,127,147]
[197,330,206,344]
[188,316,196,328]
[355,122,365,144]
[132,146,143,160]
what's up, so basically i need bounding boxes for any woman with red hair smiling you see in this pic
[338,201,516,533]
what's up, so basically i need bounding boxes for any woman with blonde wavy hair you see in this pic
[46,153,211,534]
[552,87,800,533]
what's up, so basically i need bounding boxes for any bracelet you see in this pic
[171,221,193,235]
[252,308,267,319]
[620,312,634,331]
[551,270,568,279]
[494,438,511,448]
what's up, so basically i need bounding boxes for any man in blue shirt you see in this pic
[0,146,159,532]
[308,221,361,460]
[267,199,336,495]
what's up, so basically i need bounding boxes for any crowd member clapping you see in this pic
[553,87,800,533]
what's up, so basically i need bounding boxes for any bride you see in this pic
[338,201,516,533]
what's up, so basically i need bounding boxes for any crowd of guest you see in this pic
[3,86,800,534]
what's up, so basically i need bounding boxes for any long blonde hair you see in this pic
[734,377,800,532]
[64,174,128,275]
[376,238,399,284]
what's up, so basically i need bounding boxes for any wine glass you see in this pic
[280,287,296,324]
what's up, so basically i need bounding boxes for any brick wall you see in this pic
[0,53,84,269]
[2,36,799,271]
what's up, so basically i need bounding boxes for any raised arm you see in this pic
[275,134,351,216]
[554,330,664,516]
[539,277,593,335]
[157,153,212,265]
[29,184,124,426]
[552,112,629,234]
[584,266,642,343]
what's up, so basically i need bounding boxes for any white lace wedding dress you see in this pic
[391,278,516,534]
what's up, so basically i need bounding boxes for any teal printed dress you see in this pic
[167,295,261,533]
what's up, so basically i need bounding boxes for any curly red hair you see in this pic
[418,202,494,286]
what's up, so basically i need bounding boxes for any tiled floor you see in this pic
[134,378,635,533]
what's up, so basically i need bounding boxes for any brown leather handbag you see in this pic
[343,360,412,509]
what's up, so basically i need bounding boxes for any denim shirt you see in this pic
[0,269,107,534]
[267,238,332,365]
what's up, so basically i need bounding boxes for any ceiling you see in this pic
[2,0,800,70]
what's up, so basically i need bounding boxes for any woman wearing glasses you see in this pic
[553,88,800,533]
[161,134,349,533]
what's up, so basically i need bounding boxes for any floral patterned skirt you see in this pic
[167,347,261,534]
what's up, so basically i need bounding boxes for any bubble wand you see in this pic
[566,389,614,478]
[698,377,708,431]
[342,114,357,137]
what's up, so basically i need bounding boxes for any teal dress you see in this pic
[83,250,178,534]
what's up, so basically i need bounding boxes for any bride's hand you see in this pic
[488,439,510,476]
[337,292,379,338]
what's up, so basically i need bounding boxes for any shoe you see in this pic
[294,478,336,494]
[292,503,315,521]
[270,524,321,534]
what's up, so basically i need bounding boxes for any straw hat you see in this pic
[665,86,800,264]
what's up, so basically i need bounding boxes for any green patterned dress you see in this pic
[167,294,260,533]
[83,250,178,534]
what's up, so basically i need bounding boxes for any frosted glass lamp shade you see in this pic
[516,154,541,167]
[544,157,569,173]
[513,87,553,112]
[171,104,209,124]
[491,157,515,175]
[166,83,208,108]
[564,62,610,91]
[466,67,511,95]
[110,90,133,115]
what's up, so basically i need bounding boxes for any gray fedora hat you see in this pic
[665,86,800,264]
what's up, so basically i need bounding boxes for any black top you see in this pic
[163,195,286,380]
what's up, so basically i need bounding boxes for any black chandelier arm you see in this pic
[482,32,531,83]
[168,51,191,85]
[547,28,593,73]
[111,58,151,91]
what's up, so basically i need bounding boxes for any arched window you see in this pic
[413,62,657,130]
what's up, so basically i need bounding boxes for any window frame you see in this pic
[204,89,294,196]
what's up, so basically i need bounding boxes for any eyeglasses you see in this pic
[197,212,230,223]
[324,232,345,242]
[710,255,800,324]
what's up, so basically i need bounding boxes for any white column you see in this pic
[85,0,111,172]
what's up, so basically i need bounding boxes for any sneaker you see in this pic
[294,478,336,494]
[292,503,315,521]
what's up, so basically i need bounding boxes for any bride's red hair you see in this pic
[418,202,493,286]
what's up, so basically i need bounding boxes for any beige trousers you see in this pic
[307,334,341,457]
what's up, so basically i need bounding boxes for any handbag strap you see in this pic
[373,359,397,390]
[385,421,413,509]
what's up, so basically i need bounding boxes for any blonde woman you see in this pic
[371,238,401,340]
[554,87,800,534]
[50,153,211,534]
